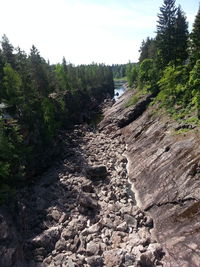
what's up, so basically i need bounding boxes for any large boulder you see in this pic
[85,165,108,180]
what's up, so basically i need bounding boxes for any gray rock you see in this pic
[31,227,61,251]
[78,193,99,213]
[55,238,67,252]
[33,247,47,257]
[61,228,75,240]
[124,214,137,227]
[67,258,76,267]
[54,253,64,266]
[86,241,100,256]
[116,222,127,232]
[137,251,154,267]
[85,165,107,180]
[81,221,102,235]
[103,249,125,267]
[124,253,135,266]
[86,256,104,267]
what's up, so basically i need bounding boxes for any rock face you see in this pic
[100,89,200,266]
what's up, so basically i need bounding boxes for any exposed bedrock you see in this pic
[101,89,200,266]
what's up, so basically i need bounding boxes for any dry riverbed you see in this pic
[0,95,165,267]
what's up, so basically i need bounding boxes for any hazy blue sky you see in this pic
[0,0,199,65]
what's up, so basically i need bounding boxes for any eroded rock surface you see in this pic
[100,90,200,266]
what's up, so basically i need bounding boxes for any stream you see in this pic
[114,80,127,100]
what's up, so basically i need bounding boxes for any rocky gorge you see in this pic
[0,88,200,266]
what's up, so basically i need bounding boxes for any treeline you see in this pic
[0,35,114,199]
[127,0,200,118]
[112,64,127,79]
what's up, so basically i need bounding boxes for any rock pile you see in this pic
[4,124,164,267]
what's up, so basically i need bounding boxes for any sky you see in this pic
[0,0,199,65]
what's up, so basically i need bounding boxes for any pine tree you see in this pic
[29,45,49,97]
[139,37,157,62]
[174,6,189,64]
[190,6,200,64]
[156,0,177,67]
[1,35,16,67]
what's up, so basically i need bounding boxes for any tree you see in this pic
[3,63,22,107]
[139,37,157,62]
[174,6,189,64]
[138,59,159,92]
[29,45,50,97]
[156,0,177,67]
[1,35,16,67]
[126,63,138,87]
[55,63,70,91]
[189,60,200,117]
[190,6,200,64]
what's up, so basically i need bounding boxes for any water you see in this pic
[114,81,126,100]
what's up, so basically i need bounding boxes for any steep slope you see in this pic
[100,89,200,266]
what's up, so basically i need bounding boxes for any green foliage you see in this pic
[139,37,157,62]
[174,6,189,63]
[0,120,25,186]
[41,98,57,138]
[157,64,189,107]
[138,59,159,92]
[190,7,200,64]
[125,88,148,107]
[126,63,139,87]
[0,35,114,202]
[155,1,188,68]
[125,95,139,107]
[156,0,177,67]
[55,64,71,91]
[134,1,200,126]
[3,63,22,106]
[189,60,200,117]
[112,64,127,79]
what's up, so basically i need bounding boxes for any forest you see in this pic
[126,0,200,122]
[0,37,114,200]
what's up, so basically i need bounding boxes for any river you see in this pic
[114,80,127,100]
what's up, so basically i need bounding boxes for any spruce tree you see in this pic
[190,6,200,64]
[174,6,189,64]
[156,0,177,67]
[1,35,16,67]
[139,37,157,62]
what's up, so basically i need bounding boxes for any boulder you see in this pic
[103,249,125,267]
[86,255,104,267]
[85,165,108,180]
[86,241,100,256]
[30,227,61,252]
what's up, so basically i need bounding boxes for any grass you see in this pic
[114,77,127,82]
[124,88,148,108]
[125,95,139,107]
